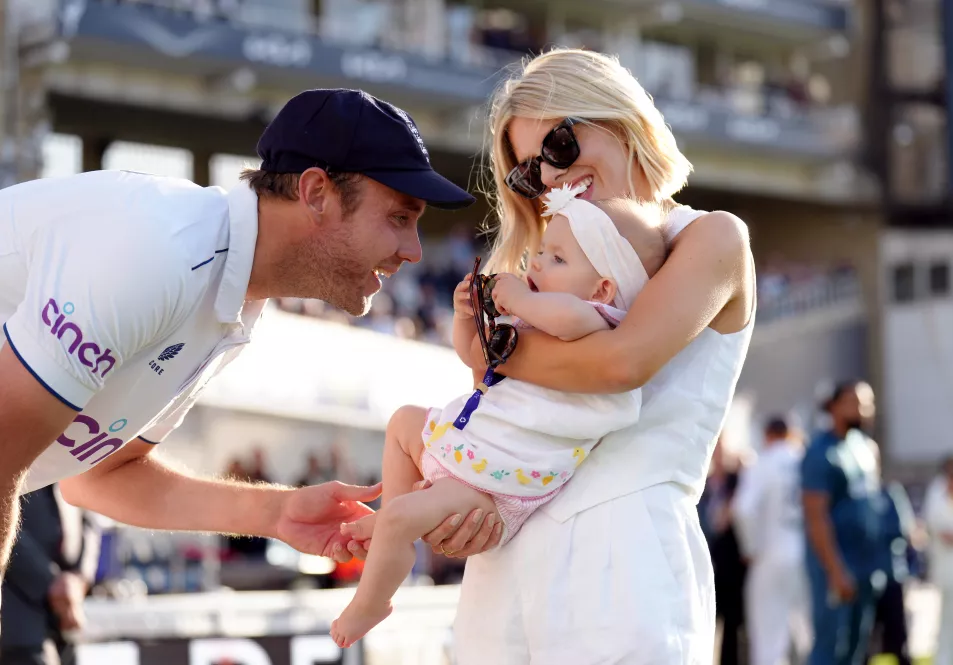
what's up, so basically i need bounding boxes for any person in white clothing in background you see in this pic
[923,456,953,665]
[734,416,812,665]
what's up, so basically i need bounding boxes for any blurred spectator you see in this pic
[247,446,271,484]
[1,485,101,665]
[221,452,270,560]
[699,438,749,665]
[868,478,916,665]
[923,456,953,665]
[329,441,357,485]
[733,417,811,665]
[295,452,335,487]
[225,458,245,480]
[801,381,882,665]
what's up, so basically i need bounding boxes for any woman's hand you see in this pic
[414,479,503,557]
[491,273,531,316]
[453,273,474,319]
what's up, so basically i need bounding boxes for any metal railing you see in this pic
[757,271,863,323]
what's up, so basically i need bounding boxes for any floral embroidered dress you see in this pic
[419,302,640,543]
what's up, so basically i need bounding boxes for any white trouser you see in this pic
[744,555,812,665]
[938,587,953,665]
[452,482,715,665]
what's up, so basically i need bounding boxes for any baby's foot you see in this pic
[340,513,377,541]
[330,599,393,648]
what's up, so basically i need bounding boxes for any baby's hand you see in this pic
[452,273,474,319]
[491,273,531,316]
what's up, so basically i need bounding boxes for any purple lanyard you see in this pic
[453,367,506,431]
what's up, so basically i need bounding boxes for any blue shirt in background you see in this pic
[877,482,917,582]
[801,429,883,579]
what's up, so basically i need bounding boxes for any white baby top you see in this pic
[423,301,638,497]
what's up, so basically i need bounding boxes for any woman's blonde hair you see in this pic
[482,48,693,274]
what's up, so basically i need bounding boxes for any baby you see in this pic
[330,184,667,647]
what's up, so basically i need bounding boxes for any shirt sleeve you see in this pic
[137,391,199,445]
[800,443,834,494]
[3,220,192,411]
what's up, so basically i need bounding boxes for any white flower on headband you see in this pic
[541,182,588,217]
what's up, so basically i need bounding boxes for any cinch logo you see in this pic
[56,414,126,466]
[41,299,116,377]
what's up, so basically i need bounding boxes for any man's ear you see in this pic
[592,278,617,305]
[298,167,332,216]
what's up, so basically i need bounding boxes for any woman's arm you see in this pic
[469,211,752,393]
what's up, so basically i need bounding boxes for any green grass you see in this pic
[869,656,933,665]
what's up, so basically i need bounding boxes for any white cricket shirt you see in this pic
[0,170,265,493]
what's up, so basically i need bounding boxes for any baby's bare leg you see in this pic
[330,478,498,648]
[341,406,429,544]
[382,405,428,505]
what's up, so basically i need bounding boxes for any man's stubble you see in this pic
[275,217,373,317]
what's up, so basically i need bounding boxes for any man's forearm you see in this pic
[62,455,289,539]
[0,477,23,577]
[804,510,846,579]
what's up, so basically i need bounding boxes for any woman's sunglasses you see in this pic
[469,256,518,369]
[504,117,583,199]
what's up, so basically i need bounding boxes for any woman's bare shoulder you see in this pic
[674,209,750,252]
[672,210,754,333]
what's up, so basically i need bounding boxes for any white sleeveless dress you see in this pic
[453,207,755,665]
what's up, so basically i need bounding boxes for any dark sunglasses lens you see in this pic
[490,326,518,361]
[505,161,544,199]
[542,126,580,169]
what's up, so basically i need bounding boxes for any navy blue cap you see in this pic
[257,89,476,210]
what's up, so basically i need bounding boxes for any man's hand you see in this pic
[491,273,532,317]
[828,565,856,604]
[275,482,381,563]
[48,571,87,631]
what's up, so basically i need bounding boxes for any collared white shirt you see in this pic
[733,442,806,564]
[0,170,265,493]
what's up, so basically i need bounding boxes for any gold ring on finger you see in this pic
[441,544,454,556]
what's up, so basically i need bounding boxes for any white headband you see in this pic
[541,184,648,311]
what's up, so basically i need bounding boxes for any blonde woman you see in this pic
[343,48,755,663]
